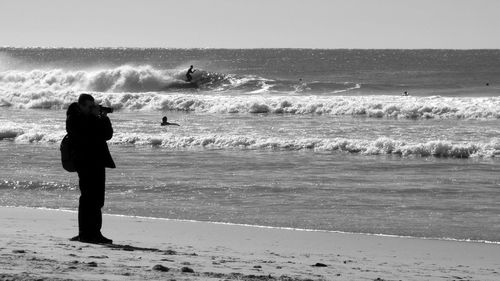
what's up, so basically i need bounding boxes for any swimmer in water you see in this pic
[161,116,180,126]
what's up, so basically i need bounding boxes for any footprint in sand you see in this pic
[152,264,170,272]
[181,266,195,273]
[88,255,108,259]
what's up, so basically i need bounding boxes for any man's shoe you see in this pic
[77,235,97,244]
[70,233,113,244]
[78,236,112,244]
[95,234,113,244]
[69,235,80,241]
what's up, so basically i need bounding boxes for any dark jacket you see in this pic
[66,102,116,170]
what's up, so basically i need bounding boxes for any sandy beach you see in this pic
[0,207,498,280]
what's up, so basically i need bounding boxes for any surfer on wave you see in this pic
[186,65,196,82]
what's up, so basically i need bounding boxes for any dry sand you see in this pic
[1,206,499,281]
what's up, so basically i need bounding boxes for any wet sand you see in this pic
[0,206,499,280]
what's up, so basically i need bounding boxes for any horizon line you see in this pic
[1,46,500,51]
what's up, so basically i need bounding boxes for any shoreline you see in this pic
[1,206,499,280]
[19,206,500,245]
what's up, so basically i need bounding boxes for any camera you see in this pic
[99,105,114,114]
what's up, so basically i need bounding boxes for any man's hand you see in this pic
[90,105,100,117]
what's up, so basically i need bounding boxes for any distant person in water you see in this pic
[186,65,196,82]
[161,116,180,126]
[402,91,409,96]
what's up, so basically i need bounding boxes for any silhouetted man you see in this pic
[67,94,115,244]
[186,65,196,82]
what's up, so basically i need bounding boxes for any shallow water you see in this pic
[1,48,500,243]
[1,109,500,242]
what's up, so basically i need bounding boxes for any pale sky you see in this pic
[0,0,499,49]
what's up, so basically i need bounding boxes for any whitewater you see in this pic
[1,48,499,243]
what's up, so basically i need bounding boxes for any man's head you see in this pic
[78,94,96,115]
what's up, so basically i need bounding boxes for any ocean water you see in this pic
[1,48,500,243]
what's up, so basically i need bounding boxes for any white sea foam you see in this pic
[1,66,500,119]
[0,122,24,140]
[1,87,500,119]
[0,66,178,93]
[2,121,499,158]
[0,66,270,95]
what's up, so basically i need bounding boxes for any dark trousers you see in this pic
[77,167,105,237]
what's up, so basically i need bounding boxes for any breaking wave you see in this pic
[109,134,500,158]
[0,65,235,93]
[0,65,360,95]
[1,89,500,119]
[1,122,499,158]
[1,65,500,119]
